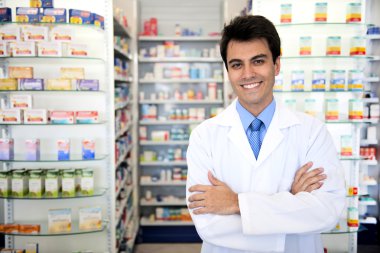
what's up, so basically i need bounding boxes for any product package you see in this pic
[40,8,66,23]
[25,242,39,253]
[0,171,10,197]
[79,207,102,230]
[8,66,34,79]
[139,126,148,141]
[291,70,305,91]
[349,99,363,120]
[48,208,72,233]
[82,139,95,160]
[348,70,364,91]
[57,139,70,160]
[22,26,49,41]
[60,67,85,79]
[30,0,54,8]
[65,43,88,57]
[299,36,312,55]
[326,36,341,55]
[46,79,72,90]
[350,36,366,56]
[312,70,326,91]
[325,98,339,120]
[45,169,59,197]
[19,78,44,90]
[24,109,48,124]
[93,13,105,29]
[330,70,346,91]
[0,78,18,90]
[347,198,359,231]
[10,94,33,108]
[75,168,82,193]
[0,109,23,124]
[340,135,353,156]
[62,169,75,197]
[0,41,10,57]
[0,27,21,41]
[76,111,99,124]
[81,168,94,195]
[304,99,317,117]
[28,169,44,198]
[16,7,40,23]
[25,139,40,160]
[0,7,12,22]
[10,41,37,57]
[50,111,75,124]
[51,27,73,41]
[346,3,361,23]
[315,2,327,22]
[19,224,40,234]
[280,4,292,23]
[37,41,63,57]
[11,170,28,197]
[69,9,93,25]
[273,72,283,91]
[76,79,99,91]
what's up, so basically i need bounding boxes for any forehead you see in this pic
[226,38,271,59]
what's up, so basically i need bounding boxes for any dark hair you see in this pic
[220,15,281,70]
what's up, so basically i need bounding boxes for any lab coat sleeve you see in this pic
[186,125,285,251]
[239,121,346,235]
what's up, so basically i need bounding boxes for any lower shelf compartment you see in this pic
[137,225,201,243]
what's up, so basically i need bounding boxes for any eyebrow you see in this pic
[228,54,268,65]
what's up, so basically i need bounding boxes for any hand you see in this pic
[188,171,240,215]
[291,162,326,194]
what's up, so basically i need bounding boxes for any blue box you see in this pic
[93,13,104,29]
[69,9,93,25]
[40,8,66,23]
[16,7,40,23]
[30,0,54,8]
[0,8,12,22]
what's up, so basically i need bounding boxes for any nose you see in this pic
[241,64,255,80]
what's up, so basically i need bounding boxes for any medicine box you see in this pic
[25,139,40,161]
[28,169,44,198]
[10,94,33,109]
[37,41,63,57]
[0,109,23,124]
[8,66,34,79]
[82,139,95,160]
[16,7,40,23]
[0,78,17,90]
[23,26,49,41]
[50,111,75,124]
[19,78,44,90]
[10,41,37,57]
[65,43,88,57]
[76,111,99,123]
[69,9,93,25]
[0,27,21,41]
[76,79,99,91]
[24,109,48,124]
[0,41,10,56]
[79,207,102,230]
[93,13,104,29]
[57,139,70,160]
[0,8,11,22]
[81,168,94,195]
[46,79,72,90]
[60,67,85,79]
[11,170,28,197]
[40,8,66,23]
[51,27,73,41]
[30,0,54,8]
[45,169,59,197]
[0,171,10,197]
[62,169,75,197]
[48,208,72,233]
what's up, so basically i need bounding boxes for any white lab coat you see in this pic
[186,99,346,253]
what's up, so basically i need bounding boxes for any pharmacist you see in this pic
[186,15,345,253]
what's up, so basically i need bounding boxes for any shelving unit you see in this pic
[251,0,380,252]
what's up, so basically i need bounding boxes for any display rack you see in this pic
[251,0,380,252]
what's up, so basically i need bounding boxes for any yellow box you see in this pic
[46,79,73,90]
[0,79,18,90]
[8,66,34,79]
[60,67,85,79]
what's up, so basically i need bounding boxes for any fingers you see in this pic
[189,184,212,192]
[208,171,223,186]
[298,167,324,187]
[188,193,205,202]
[193,207,209,215]
[305,182,324,192]
[294,162,313,183]
[188,200,205,209]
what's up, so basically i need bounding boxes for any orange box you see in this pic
[19,224,41,234]
[8,66,34,79]
[4,224,20,233]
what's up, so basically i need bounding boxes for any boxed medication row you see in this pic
[0,78,99,91]
[1,26,74,42]
[0,223,40,234]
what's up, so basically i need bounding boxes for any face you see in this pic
[226,38,280,116]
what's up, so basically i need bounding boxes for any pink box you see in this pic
[50,111,75,124]
[25,139,40,160]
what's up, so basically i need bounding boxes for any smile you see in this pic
[240,81,263,89]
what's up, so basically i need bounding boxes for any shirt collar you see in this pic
[236,98,276,131]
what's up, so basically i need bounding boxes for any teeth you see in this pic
[242,82,260,89]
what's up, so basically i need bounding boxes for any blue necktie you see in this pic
[247,118,262,159]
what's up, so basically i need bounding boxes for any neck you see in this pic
[239,97,274,117]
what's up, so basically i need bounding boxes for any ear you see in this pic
[274,57,281,76]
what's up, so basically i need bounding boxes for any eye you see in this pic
[253,59,265,65]
[230,63,242,69]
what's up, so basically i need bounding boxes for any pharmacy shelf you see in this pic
[140,199,186,206]
[0,90,104,94]
[115,145,133,169]
[275,22,372,27]
[274,90,364,93]
[139,78,223,83]
[365,76,380,82]
[366,34,380,40]
[113,17,132,38]
[115,76,133,83]
[361,160,378,166]
[360,216,377,224]
[115,99,132,110]
[140,161,187,166]
[139,36,221,41]
[114,45,133,60]
[140,181,186,186]
[1,221,108,236]
[280,55,380,61]
[0,188,107,200]
[363,98,379,103]
[361,139,378,145]
[360,181,378,186]
[0,21,105,32]
[140,140,189,146]
[0,122,106,126]
[115,122,132,140]
[321,224,366,234]
[140,217,194,226]
[139,99,223,105]
[0,154,108,163]
[139,57,223,63]
[0,56,105,63]
[139,120,203,125]
[359,200,377,206]
[324,119,379,124]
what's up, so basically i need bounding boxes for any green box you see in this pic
[62,169,75,197]
[0,171,10,197]
[28,169,45,198]
[45,169,59,198]
[11,169,28,197]
[81,168,94,196]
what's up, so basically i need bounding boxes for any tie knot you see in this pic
[251,118,262,131]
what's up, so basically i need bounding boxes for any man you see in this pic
[186,15,345,253]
